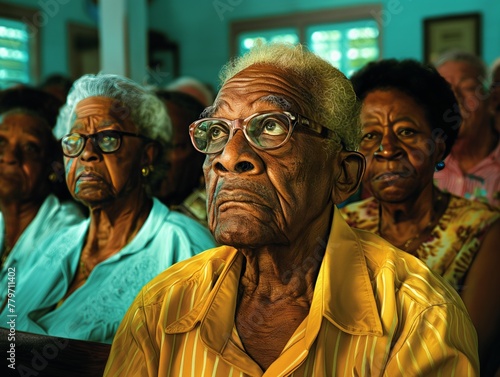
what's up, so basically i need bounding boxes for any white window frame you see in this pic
[230,5,383,62]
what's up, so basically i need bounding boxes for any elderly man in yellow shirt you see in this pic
[104,42,479,376]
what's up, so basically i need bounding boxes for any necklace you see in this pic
[401,218,435,249]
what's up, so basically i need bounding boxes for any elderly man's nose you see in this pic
[213,131,259,174]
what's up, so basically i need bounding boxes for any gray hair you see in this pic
[491,57,500,79]
[54,73,172,188]
[55,73,171,140]
[218,42,361,152]
[434,50,488,87]
[165,76,215,107]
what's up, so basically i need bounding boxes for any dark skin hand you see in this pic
[203,65,363,370]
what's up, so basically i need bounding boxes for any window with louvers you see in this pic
[0,17,31,88]
[231,5,381,78]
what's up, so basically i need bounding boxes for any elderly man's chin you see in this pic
[211,210,283,248]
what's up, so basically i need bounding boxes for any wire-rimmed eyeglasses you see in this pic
[188,111,335,154]
[61,130,151,158]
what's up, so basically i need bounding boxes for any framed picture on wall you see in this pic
[423,13,482,64]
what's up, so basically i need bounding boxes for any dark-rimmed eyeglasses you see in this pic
[188,111,335,154]
[61,130,151,158]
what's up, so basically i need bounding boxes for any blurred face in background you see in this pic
[156,100,204,205]
[437,61,490,139]
[0,111,52,203]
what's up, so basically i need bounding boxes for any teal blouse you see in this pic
[0,194,85,290]
[0,198,216,343]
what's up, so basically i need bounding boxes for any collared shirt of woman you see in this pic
[341,59,500,372]
[0,74,216,343]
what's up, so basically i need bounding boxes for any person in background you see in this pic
[104,43,478,376]
[154,89,208,226]
[39,73,74,103]
[489,57,500,132]
[0,73,216,343]
[0,87,84,294]
[342,58,500,374]
[433,50,500,207]
[165,76,215,107]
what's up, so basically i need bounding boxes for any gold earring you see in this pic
[48,172,58,182]
[141,165,154,177]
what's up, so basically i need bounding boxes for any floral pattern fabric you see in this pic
[340,194,500,292]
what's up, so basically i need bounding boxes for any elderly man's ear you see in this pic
[331,150,366,204]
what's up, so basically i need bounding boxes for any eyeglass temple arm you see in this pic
[298,116,339,141]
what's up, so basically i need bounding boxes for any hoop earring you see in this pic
[434,160,445,172]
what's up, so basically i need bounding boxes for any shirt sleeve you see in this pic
[103,290,159,377]
[384,303,479,376]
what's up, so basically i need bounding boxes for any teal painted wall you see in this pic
[1,0,498,88]
[149,0,500,89]
[0,0,96,83]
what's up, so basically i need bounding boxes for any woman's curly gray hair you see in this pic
[54,73,172,189]
[218,42,361,152]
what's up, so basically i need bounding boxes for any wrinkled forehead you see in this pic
[75,96,128,119]
[211,64,314,116]
[70,96,135,132]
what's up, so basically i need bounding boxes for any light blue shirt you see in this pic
[0,194,85,289]
[0,198,215,344]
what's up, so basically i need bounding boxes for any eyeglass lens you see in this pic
[62,130,122,157]
[192,112,292,153]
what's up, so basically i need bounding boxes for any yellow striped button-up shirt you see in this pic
[105,208,479,376]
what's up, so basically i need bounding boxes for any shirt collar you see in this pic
[165,207,383,349]
[318,206,382,336]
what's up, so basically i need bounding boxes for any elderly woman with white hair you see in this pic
[0,73,215,344]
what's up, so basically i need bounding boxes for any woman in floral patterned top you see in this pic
[342,59,500,374]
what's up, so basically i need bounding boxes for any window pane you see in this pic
[0,17,31,89]
[308,19,379,77]
[238,29,299,56]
